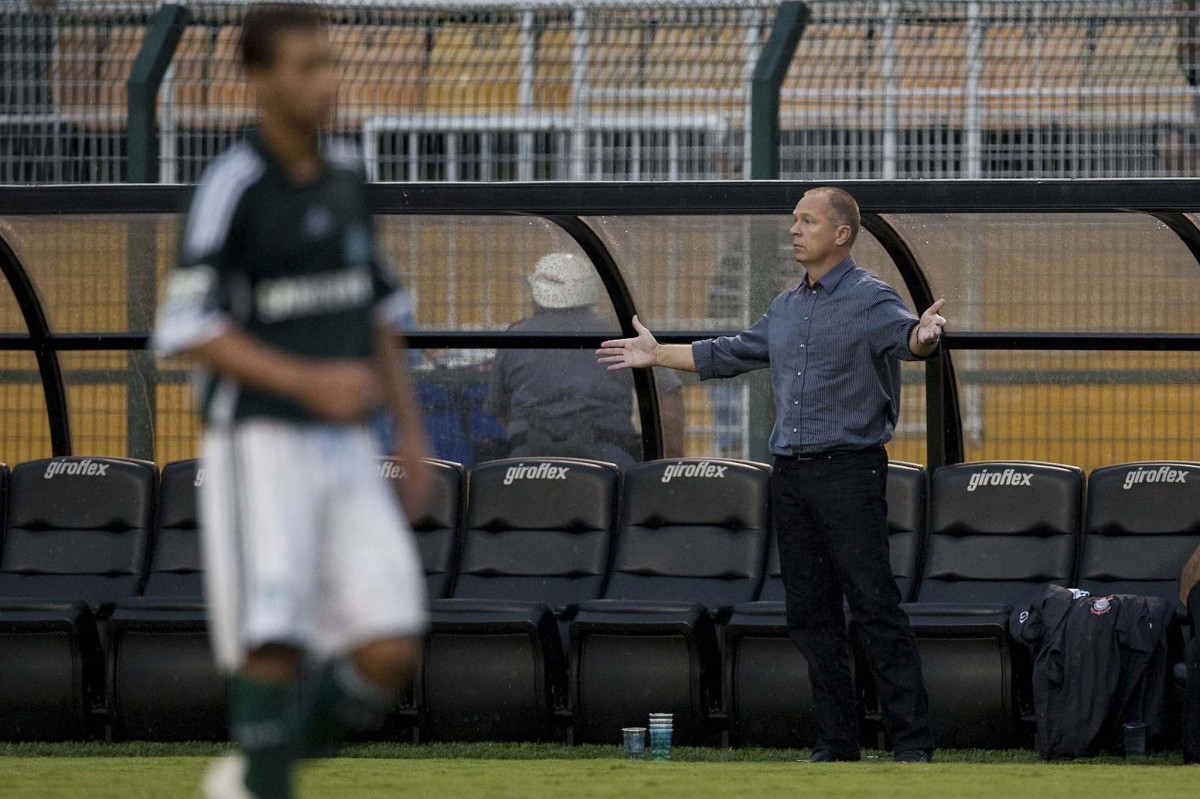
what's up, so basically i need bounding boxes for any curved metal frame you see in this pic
[861,212,965,466]
[0,232,70,455]
[1149,212,1200,268]
[544,214,663,461]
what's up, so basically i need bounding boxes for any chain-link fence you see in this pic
[4,1,1200,184]
[782,1,1200,179]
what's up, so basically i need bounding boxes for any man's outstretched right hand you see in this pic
[597,315,658,370]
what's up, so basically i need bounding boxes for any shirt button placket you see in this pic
[795,288,814,447]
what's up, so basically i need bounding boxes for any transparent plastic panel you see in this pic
[959,350,1200,474]
[0,351,52,464]
[59,350,129,457]
[884,213,1200,333]
[0,215,176,333]
[374,215,620,334]
[155,353,200,466]
[0,226,30,336]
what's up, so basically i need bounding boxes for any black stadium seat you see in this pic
[1079,462,1200,612]
[0,457,156,740]
[570,459,770,745]
[377,457,465,600]
[904,461,1083,748]
[420,458,619,741]
[723,462,925,748]
[106,459,225,741]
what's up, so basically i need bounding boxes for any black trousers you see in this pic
[773,447,934,756]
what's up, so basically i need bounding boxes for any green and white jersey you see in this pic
[154,129,407,425]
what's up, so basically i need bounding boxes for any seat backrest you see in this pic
[1,457,157,610]
[0,463,8,555]
[604,459,769,611]
[377,457,464,599]
[452,458,618,608]
[756,461,924,602]
[916,461,1082,606]
[1081,462,1200,611]
[144,459,203,600]
[886,461,925,602]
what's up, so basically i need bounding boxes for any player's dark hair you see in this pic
[240,3,326,70]
[805,186,861,246]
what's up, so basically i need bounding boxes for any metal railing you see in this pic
[5,1,1200,184]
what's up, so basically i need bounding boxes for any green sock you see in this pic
[294,660,395,759]
[230,675,295,799]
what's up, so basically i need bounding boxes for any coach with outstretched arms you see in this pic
[597,187,946,763]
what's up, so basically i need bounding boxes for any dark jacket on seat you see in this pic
[1010,584,1174,760]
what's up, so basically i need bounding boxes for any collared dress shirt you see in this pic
[691,255,931,456]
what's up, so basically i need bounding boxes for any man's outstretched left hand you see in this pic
[916,298,947,345]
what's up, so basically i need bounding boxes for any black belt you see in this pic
[774,445,885,462]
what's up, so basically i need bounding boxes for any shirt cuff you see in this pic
[373,287,415,329]
[902,321,939,361]
[692,339,718,380]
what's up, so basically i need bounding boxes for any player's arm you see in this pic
[188,330,380,423]
[375,322,433,518]
[154,264,379,423]
[369,252,433,517]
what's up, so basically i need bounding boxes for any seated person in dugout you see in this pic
[487,252,684,468]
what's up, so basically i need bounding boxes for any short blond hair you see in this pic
[804,186,860,246]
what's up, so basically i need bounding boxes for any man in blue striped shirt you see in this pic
[598,186,945,763]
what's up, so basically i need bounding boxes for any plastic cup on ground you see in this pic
[622,727,646,760]
[648,713,673,761]
[1124,722,1147,760]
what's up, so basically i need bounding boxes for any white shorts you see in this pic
[199,420,428,672]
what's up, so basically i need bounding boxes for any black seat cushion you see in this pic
[886,462,925,603]
[377,458,464,600]
[0,598,102,740]
[0,457,157,611]
[1081,462,1200,611]
[915,461,1083,606]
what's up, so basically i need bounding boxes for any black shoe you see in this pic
[805,749,861,763]
[893,750,932,763]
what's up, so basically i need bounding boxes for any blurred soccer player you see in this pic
[152,5,431,798]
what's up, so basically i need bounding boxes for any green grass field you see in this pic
[0,743,1194,799]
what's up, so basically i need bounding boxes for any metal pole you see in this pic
[748,1,809,180]
[965,2,983,180]
[125,3,190,184]
[742,9,765,179]
[570,8,589,180]
[125,4,188,458]
[518,10,535,182]
[881,1,899,180]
